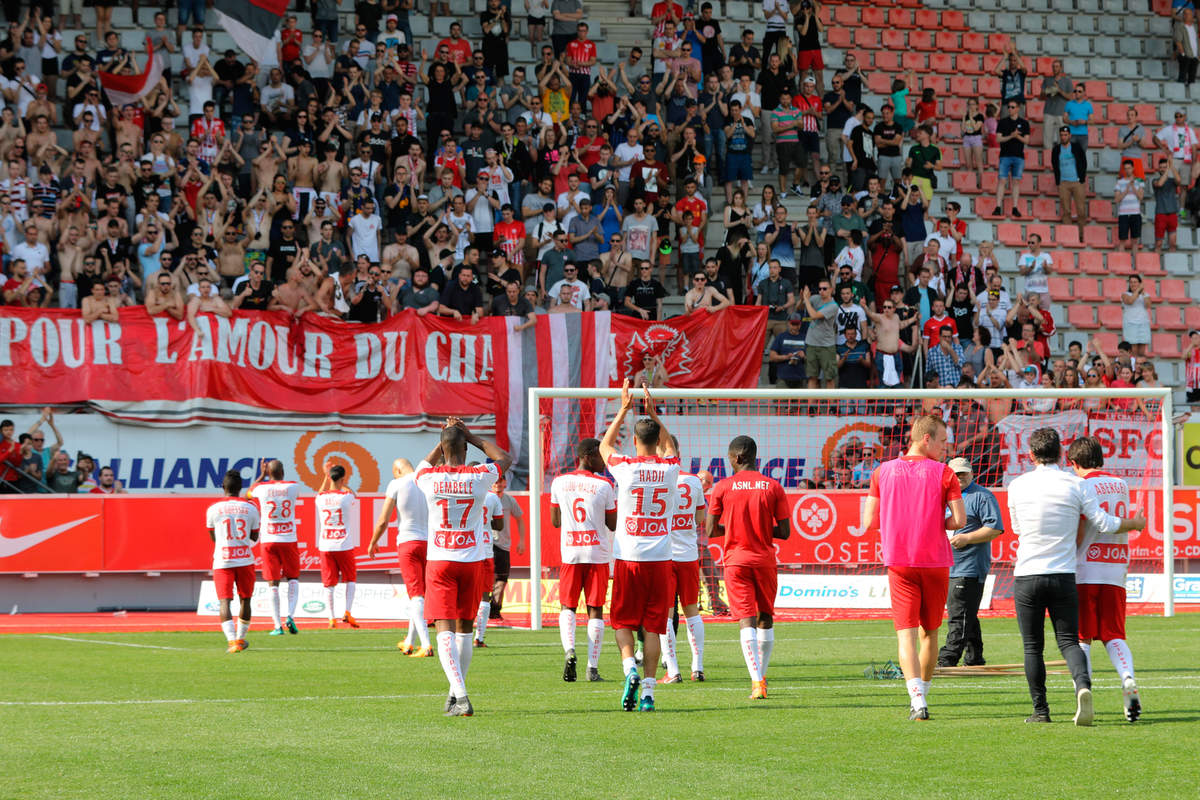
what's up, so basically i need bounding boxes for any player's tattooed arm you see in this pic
[600,378,634,463]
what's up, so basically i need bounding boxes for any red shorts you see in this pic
[478,557,495,597]
[397,540,427,598]
[668,560,701,607]
[1077,583,1127,642]
[1156,212,1179,238]
[724,563,777,620]
[887,566,950,631]
[796,48,824,71]
[215,564,255,600]
[559,562,610,609]
[426,559,481,621]
[319,550,358,587]
[260,541,300,582]
[610,559,672,634]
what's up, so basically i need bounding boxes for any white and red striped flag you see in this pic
[99,37,165,107]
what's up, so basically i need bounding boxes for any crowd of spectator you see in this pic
[0,407,125,494]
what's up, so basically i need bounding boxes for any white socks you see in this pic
[345,582,356,614]
[622,655,637,676]
[236,618,249,640]
[740,627,762,682]
[661,624,680,677]
[757,627,774,679]
[456,631,474,678]
[411,597,431,648]
[559,609,577,654]
[325,587,336,620]
[437,630,467,699]
[220,619,236,642]
[685,614,704,672]
[1080,641,1093,679]
[907,678,927,711]
[642,676,656,699]
[1105,639,1136,682]
[269,586,282,628]
[287,579,299,617]
[586,619,604,668]
[475,601,491,643]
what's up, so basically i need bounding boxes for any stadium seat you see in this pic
[827,28,852,49]
[1133,104,1160,124]
[956,54,983,74]
[1052,251,1079,274]
[1156,306,1187,330]
[1102,278,1127,299]
[989,33,1010,51]
[1048,276,1072,301]
[1083,227,1109,248]
[941,120,962,140]
[942,9,966,29]
[855,28,879,49]
[1078,251,1107,274]
[1026,100,1045,122]
[980,172,999,194]
[1102,127,1123,149]
[1089,199,1116,223]
[1106,103,1130,123]
[953,172,978,193]
[861,6,886,26]
[975,197,1003,218]
[943,96,966,117]
[978,76,1001,96]
[909,30,934,50]
[834,5,860,25]
[1033,197,1059,221]
[1106,252,1134,275]
[962,32,987,53]
[888,7,914,27]
[1152,333,1182,358]
[935,32,959,53]
[1160,278,1189,303]
[997,223,1023,246]
[930,52,954,73]
[1035,57,1056,76]
[1057,226,1083,247]
[901,51,926,71]
[1097,305,1124,329]
[1185,305,1200,330]
[1074,277,1102,301]
[949,75,975,96]
[881,29,906,50]
[914,9,938,28]
[1067,305,1099,329]
[1135,252,1166,276]
[1085,80,1112,101]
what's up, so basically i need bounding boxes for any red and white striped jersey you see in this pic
[249,480,301,543]
[416,461,500,563]
[1076,471,1132,587]
[607,454,680,562]
[206,498,260,569]
[481,491,503,559]
[550,469,617,565]
[669,473,705,562]
[315,490,359,552]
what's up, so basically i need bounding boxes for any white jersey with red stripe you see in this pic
[248,481,301,543]
[384,473,429,543]
[481,491,503,559]
[315,490,359,552]
[669,473,705,562]
[550,470,617,565]
[415,460,500,563]
[206,498,261,569]
[607,454,680,562]
[1076,471,1132,587]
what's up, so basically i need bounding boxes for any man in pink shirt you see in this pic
[862,414,967,720]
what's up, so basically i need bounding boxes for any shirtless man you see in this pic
[215,220,249,285]
[314,142,348,209]
[314,262,354,317]
[683,271,732,313]
[114,143,141,188]
[302,197,338,245]
[27,201,56,243]
[381,228,420,284]
[862,293,917,388]
[187,278,234,338]
[601,233,634,289]
[81,280,120,323]
[287,138,318,220]
[243,191,274,254]
[26,116,57,168]
[270,257,318,317]
[56,225,88,308]
[114,105,144,158]
[252,138,287,194]
[144,270,185,319]
[74,139,103,185]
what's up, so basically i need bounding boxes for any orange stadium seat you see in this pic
[980,172,999,194]
[1058,226,1084,247]
[1102,278,1127,299]
[1106,103,1130,123]
[1085,80,1112,101]
[974,197,1002,218]
[855,28,879,49]
[953,172,978,193]
[1027,223,1054,242]
[1152,333,1182,358]
[962,32,987,52]
[1026,100,1044,122]
[1102,127,1123,148]
[888,7,914,27]
[881,29,906,50]
[1052,251,1079,273]
[834,5,860,25]
[1035,57,1056,76]
[956,54,983,74]
[861,6,886,26]
[997,223,1023,246]
[1033,197,1059,221]
[941,120,962,140]
[943,96,965,117]
[989,33,1011,50]
[1089,199,1116,223]
[915,8,938,28]
[1185,305,1200,330]
[1135,253,1166,276]
[1156,306,1187,330]
[1082,227,1109,248]
[1048,276,1072,301]
[898,0,920,9]
[978,76,1001,96]
[867,72,893,93]
[942,9,966,29]
[949,75,974,96]
[827,28,852,49]
[935,32,960,52]
[1097,305,1124,329]
[1078,251,1106,274]
[902,51,926,70]
[1160,279,1189,303]
[877,50,903,71]
[1133,104,1160,124]
[909,30,934,51]
[1068,305,1099,329]
[1105,252,1134,275]
[1074,277,1102,302]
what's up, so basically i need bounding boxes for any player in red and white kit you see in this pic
[550,438,617,683]
[599,379,679,712]
[370,458,434,656]
[416,418,512,717]
[248,459,302,636]
[206,470,261,653]
[316,463,360,629]
[661,439,707,684]
[1068,436,1142,722]
[707,435,791,699]
[473,483,505,647]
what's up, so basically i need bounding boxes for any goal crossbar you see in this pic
[526,386,1176,629]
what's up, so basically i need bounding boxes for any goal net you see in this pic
[525,386,1177,630]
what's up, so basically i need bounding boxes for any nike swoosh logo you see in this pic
[0,516,99,558]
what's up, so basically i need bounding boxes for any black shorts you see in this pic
[800,131,821,156]
[493,546,511,582]
[776,140,803,171]
[1118,214,1142,241]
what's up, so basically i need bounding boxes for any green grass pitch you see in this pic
[3,616,1199,799]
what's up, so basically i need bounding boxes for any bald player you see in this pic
[249,459,302,635]
[371,458,434,656]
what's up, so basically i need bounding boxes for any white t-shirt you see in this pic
[183,40,210,69]
[384,474,429,544]
[607,453,680,562]
[924,231,956,265]
[834,244,864,281]
[1156,123,1198,162]
[465,188,495,234]
[669,473,705,562]
[492,492,521,550]
[1018,251,1053,295]
[447,211,474,260]
[415,460,500,563]
[304,43,333,78]
[480,491,503,559]
[731,90,761,118]
[841,116,861,162]
[1009,464,1123,577]
[189,74,214,117]
[260,83,295,113]
[1114,177,1143,217]
[547,277,591,308]
[614,142,644,182]
[206,498,261,569]
[315,490,359,552]
[1076,471,1132,588]
[347,212,382,262]
[550,469,617,564]
[249,480,301,543]
[10,241,50,275]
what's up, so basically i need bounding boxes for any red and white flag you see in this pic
[99,37,165,107]
[213,0,288,66]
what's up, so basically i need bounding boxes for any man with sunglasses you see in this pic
[24,407,64,475]
[1062,85,1094,151]
[1155,110,1199,192]
[993,100,1030,218]
[232,262,274,311]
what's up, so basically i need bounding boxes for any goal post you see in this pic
[527,386,1175,630]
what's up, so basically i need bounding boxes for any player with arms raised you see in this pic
[662,436,708,683]
[1068,436,1142,722]
[316,463,360,629]
[206,469,261,653]
[707,435,790,699]
[473,483,505,648]
[550,438,618,683]
[248,459,302,636]
[416,418,512,717]
[599,379,679,712]
[370,458,434,656]
[862,414,967,721]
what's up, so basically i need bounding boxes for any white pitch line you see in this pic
[37,635,186,651]
[0,693,442,707]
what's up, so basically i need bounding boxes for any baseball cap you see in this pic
[1059,125,1070,133]
[1190,329,1200,337]
[889,285,902,293]
[387,12,398,20]
[788,312,805,322]
[693,153,706,163]
[803,76,816,84]
[947,457,972,475]
[417,194,429,200]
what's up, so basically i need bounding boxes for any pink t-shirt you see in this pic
[869,455,962,568]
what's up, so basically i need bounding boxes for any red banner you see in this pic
[3,487,1196,574]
